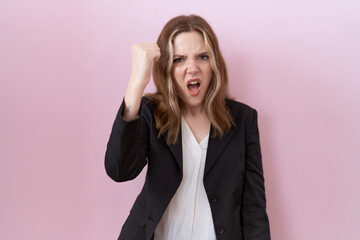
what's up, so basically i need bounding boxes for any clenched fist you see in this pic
[129,43,161,90]
[124,43,161,122]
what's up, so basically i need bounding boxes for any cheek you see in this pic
[203,65,213,81]
[201,66,213,92]
[207,70,213,80]
[172,67,185,84]
[171,68,183,89]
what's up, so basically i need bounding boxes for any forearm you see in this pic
[105,98,148,182]
[123,77,146,122]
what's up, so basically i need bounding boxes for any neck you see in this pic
[180,102,206,117]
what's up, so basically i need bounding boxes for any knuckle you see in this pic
[131,44,139,52]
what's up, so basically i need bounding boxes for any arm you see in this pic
[104,97,150,182]
[123,43,160,122]
[241,109,271,239]
[104,43,160,182]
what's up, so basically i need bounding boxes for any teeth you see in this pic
[189,81,199,85]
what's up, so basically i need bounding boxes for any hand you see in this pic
[123,43,160,122]
[129,43,161,90]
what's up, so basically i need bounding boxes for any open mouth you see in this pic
[187,80,201,96]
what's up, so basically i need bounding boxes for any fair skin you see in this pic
[123,43,161,121]
[172,31,212,143]
[124,31,212,143]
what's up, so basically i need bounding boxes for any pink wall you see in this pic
[1,0,359,239]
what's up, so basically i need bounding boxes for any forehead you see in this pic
[172,31,207,54]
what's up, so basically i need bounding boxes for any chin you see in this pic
[185,97,205,107]
[178,88,207,108]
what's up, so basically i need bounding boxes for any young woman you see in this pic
[105,14,271,240]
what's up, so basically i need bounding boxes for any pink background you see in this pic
[1,0,359,239]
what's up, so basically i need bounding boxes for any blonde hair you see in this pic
[146,14,234,145]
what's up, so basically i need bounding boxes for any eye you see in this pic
[199,55,209,60]
[173,58,183,63]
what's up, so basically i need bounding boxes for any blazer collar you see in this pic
[167,124,234,177]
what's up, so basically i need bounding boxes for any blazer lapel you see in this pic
[204,125,234,177]
[166,123,234,176]
[167,128,183,172]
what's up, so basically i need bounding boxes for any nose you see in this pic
[186,58,200,74]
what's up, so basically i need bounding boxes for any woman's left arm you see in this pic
[240,109,271,239]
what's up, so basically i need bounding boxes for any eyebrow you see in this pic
[173,51,209,58]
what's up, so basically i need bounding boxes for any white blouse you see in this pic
[154,116,216,240]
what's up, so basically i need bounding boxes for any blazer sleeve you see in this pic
[241,109,271,239]
[104,97,149,182]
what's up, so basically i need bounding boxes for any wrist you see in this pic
[129,74,149,91]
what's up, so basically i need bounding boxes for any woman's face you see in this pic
[171,31,213,110]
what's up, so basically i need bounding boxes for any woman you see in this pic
[105,14,271,240]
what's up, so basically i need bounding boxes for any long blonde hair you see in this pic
[146,14,234,145]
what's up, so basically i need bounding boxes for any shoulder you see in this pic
[225,98,258,128]
[139,95,154,113]
[225,98,257,116]
[137,95,157,123]
[140,95,153,108]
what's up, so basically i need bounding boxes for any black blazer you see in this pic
[105,96,271,240]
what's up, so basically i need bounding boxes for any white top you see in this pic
[154,116,216,240]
